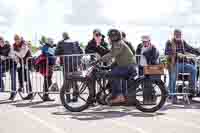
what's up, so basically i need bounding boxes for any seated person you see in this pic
[165,29,200,104]
[98,29,137,105]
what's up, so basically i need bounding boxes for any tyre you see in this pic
[60,80,95,112]
[135,77,168,113]
[96,80,111,105]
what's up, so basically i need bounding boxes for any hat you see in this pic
[93,29,101,34]
[62,32,69,39]
[141,35,150,42]
[174,29,182,34]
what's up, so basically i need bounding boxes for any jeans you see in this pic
[17,66,32,92]
[169,63,197,94]
[0,65,5,91]
[0,63,17,92]
[10,64,17,92]
[43,75,52,93]
[110,64,136,97]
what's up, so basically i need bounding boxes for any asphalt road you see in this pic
[1,93,200,133]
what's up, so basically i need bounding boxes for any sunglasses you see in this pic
[95,33,101,37]
[142,41,149,43]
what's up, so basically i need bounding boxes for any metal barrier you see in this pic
[164,54,200,104]
[1,53,200,103]
[24,54,98,100]
[0,57,32,100]
[0,57,15,94]
[0,54,167,101]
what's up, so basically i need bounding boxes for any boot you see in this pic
[23,94,33,100]
[109,95,126,106]
[8,92,16,100]
[42,94,54,102]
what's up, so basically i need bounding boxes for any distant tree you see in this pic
[31,45,40,54]
[79,42,86,49]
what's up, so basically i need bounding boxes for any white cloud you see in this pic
[0,16,7,23]
[0,0,200,49]
[101,0,176,23]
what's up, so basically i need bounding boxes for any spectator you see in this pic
[26,41,33,54]
[165,29,200,103]
[35,38,56,101]
[136,35,160,75]
[39,36,47,46]
[85,29,110,57]
[55,32,83,102]
[136,35,160,104]
[0,36,17,100]
[55,32,83,72]
[13,34,33,100]
[5,41,10,46]
[121,32,135,55]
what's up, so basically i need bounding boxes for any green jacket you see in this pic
[100,40,136,67]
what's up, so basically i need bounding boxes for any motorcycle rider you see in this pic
[97,29,137,105]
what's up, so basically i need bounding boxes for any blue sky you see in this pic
[0,0,200,52]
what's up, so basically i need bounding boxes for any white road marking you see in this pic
[21,109,69,133]
[109,119,149,133]
[160,115,200,129]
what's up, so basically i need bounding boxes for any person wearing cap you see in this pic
[136,35,160,104]
[0,36,17,98]
[136,35,159,75]
[98,29,137,105]
[165,29,200,104]
[121,32,135,55]
[85,29,110,57]
[55,32,83,102]
[12,34,33,100]
[55,32,83,56]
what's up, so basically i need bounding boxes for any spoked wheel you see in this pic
[60,80,94,112]
[135,77,168,113]
[96,88,111,105]
[96,80,111,105]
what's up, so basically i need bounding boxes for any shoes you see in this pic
[109,95,126,106]
[23,94,33,100]
[71,96,78,102]
[8,92,16,100]
[0,88,4,92]
[50,83,59,92]
[18,88,23,92]
[171,96,178,104]
[42,94,54,102]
